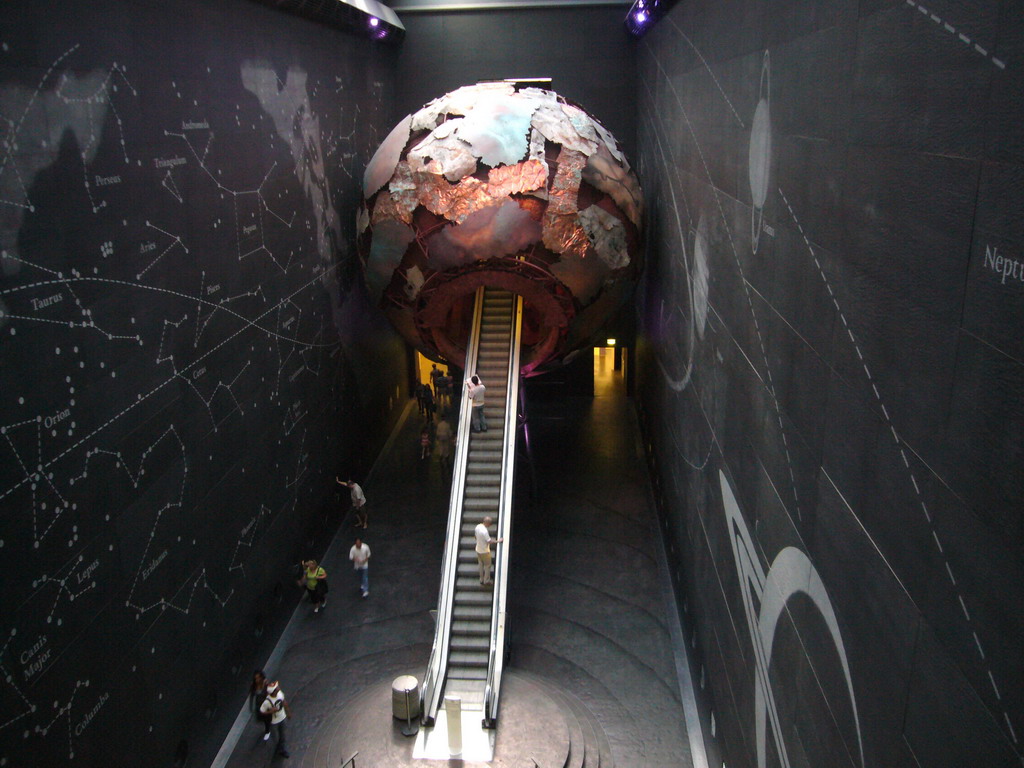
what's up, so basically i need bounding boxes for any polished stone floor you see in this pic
[214,352,696,767]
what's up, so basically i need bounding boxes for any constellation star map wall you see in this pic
[0,0,396,763]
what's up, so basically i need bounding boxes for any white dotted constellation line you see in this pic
[0,48,137,214]
[124,460,188,613]
[643,57,805,521]
[1,417,77,544]
[57,63,138,215]
[0,273,333,348]
[0,628,38,732]
[181,361,250,431]
[151,308,252,430]
[54,63,137,163]
[0,264,341,506]
[155,313,187,371]
[69,424,185,493]
[33,678,89,759]
[0,44,80,186]
[8,420,185,551]
[194,271,268,348]
[284,430,308,491]
[271,298,311,400]
[1,251,142,342]
[660,19,746,129]
[228,505,275,577]
[904,0,1007,70]
[33,555,98,629]
[0,110,32,211]
[161,169,183,203]
[166,129,299,273]
[778,187,1017,746]
[324,103,364,174]
[138,221,188,279]
[126,566,233,617]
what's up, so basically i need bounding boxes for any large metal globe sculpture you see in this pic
[358,82,642,374]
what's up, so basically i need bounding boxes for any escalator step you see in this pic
[446,667,488,681]
[451,635,490,651]
[449,651,489,666]
[451,620,491,636]
[453,591,493,606]
[453,604,491,619]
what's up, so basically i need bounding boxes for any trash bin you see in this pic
[391,675,420,720]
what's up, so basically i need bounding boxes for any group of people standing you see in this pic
[418,364,460,471]
[416,365,456,420]
[430,364,454,411]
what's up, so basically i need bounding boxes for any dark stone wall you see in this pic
[634,0,1022,767]
[394,6,637,161]
[0,1,403,765]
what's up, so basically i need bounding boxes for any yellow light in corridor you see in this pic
[606,339,617,346]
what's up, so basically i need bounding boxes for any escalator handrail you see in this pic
[482,292,523,726]
[421,286,486,723]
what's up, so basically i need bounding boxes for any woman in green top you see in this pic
[298,559,328,613]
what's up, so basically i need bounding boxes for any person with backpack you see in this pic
[297,559,328,613]
[249,669,271,739]
[259,680,290,758]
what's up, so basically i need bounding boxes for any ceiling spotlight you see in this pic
[625,0,676,36]
[369,16,380,27]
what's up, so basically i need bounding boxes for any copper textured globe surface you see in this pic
[358,82,643,374]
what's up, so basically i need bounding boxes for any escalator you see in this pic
[421,285,522,731]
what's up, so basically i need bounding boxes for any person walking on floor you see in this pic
[415,382,429,417]
[435,417,453,475]
[338,477,368,528]
[422,383,436,422]
[444,372,454,410]
[474,516,502,585]
[429,363,442,397]
[349,537,371,597]
[420,424,433,460]
[297,559,328,613]
[259,680,290,758]
[466,374,487,433]
[249,669,271,740]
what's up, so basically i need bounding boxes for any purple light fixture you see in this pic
[251,0,403,43]
[625,0,675,36]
